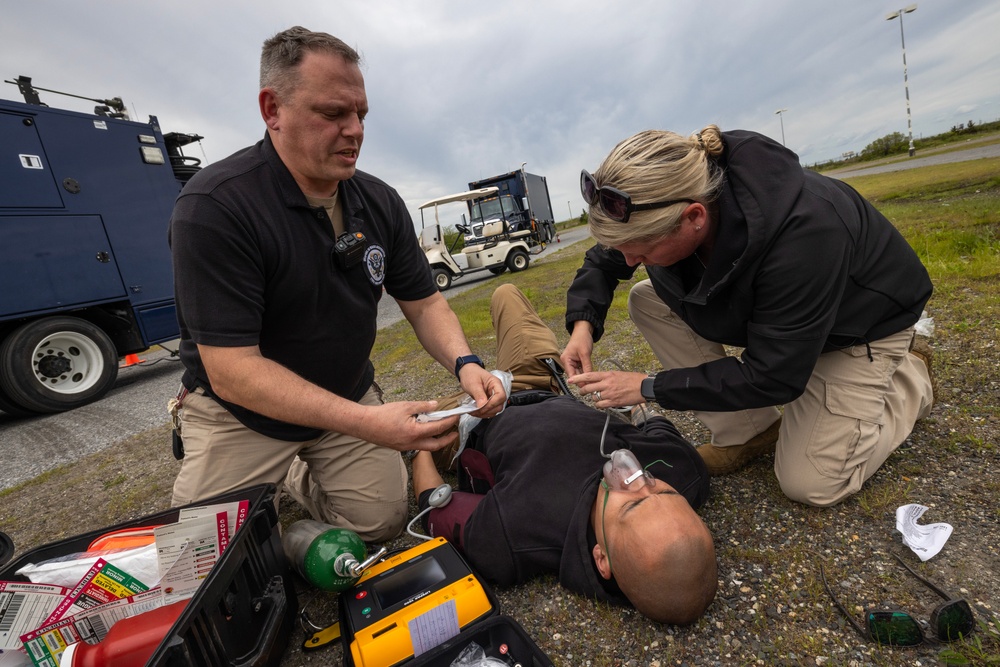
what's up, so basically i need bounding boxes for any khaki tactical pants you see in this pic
[171,385,408,542]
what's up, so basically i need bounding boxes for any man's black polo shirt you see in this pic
[169,134,436,440]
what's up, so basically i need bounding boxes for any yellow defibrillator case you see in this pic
[338,537,497,667]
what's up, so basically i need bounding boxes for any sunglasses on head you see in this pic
[580,170,693,224]
[820,554,976,646]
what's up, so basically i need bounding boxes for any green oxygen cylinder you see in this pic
[282,520,368,592]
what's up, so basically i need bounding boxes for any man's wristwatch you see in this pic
[640,374,657,402]
[455,354,485,378]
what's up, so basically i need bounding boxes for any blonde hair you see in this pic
[589,125,725,247]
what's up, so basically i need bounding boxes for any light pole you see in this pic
[886,4,917,157]
[774,108,788,146]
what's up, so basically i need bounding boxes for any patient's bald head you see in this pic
[592,480,717,624]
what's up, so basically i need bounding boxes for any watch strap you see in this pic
[640,375,657,402]
[455,354,484,378]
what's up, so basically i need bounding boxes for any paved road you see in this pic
[0,225,593,491]
[827,140,1000,179]
[0,348,185,490]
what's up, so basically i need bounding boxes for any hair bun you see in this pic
[697,125,724,157]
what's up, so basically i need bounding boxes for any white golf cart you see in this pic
[419,187,534,290]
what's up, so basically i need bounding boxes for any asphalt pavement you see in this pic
[826,138,1000,179]
[0,349,185,490]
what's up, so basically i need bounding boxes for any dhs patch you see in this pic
[364,245,386,286]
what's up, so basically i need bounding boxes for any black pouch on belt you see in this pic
[507,389,557,407]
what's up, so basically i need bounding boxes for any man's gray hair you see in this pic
[260,26,361,95]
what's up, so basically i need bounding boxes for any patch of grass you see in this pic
[952,433,994,455]
[851,157,1000,202]
[102,474,127,490]
[859,166,1000,283]
[938,618,1000,666]
[855,479,914,521]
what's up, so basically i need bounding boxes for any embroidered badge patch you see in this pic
[364,245,386,285]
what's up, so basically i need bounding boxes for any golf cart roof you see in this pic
[418,187,499,210]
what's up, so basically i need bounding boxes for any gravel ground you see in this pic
[6,388,996,667]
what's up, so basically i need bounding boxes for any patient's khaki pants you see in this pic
[628,280,933,507]
[431,283,564,470]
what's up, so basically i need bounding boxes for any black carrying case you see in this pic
[0,484,297,666]
[406,615,554,667]
[0,531,13,568]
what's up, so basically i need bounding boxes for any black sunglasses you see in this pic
[580,170,693,224]
[820,554,976,646]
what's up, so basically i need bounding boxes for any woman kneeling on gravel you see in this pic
[563,125,935,507]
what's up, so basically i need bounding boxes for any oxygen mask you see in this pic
[602,448,654,492]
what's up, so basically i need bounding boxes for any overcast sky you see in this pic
[5,1,999,227]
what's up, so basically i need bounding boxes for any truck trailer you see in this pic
[466,168,556,245]
[0,76,201,415]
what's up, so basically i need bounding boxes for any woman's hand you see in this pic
[567,370,647,408]
[562,321,595,376]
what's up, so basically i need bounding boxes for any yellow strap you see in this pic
[302,621,341,651]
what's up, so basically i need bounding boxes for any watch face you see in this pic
[641,377,656,400]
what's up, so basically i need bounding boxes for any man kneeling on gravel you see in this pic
[411,284,716,624]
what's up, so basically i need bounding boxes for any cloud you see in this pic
[4,0,999,226]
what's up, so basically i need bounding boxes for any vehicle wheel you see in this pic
[0,383,37,417]
[540,224,553,243]
[506,249,530,273]
[489,266,507,275]
[432,267,453,291]
[0,316,119,413]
